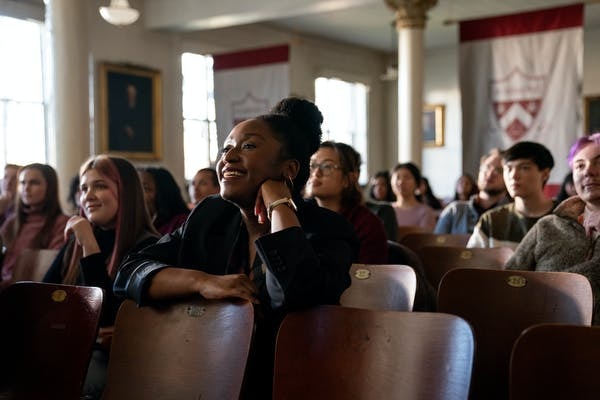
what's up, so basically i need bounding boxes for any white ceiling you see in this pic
[144,0,600,53]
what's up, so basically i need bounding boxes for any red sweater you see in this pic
[340,204,388,264]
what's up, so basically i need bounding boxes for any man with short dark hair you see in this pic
[468,141,555,249]
[435,149,509,234]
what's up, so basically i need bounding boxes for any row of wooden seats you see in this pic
[394,231,515,295]
[439,268,592,400]
[0,282,103,399]
[275,305,600,400]
[345,264,594,399]
[1,265,595,399]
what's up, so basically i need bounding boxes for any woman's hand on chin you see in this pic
[254,179,291,224]
[194,271,259,304]
[64,215,100,256]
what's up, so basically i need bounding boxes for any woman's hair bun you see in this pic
[271,97,323,152]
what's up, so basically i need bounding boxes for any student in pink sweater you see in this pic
[0,163,68,287]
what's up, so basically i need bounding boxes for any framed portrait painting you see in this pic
[584,95,600,135]
[422,104,445,147]
[98,62,162,160]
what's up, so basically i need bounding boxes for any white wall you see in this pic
[584,27,600,96]
[99,18,390,186]
[423,45,462,198]
[89,0,185,184]
[288,34,387,177]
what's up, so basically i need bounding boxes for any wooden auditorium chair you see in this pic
[0,281,103,400]
[273,305,474,400]
[400,232,471,253]
[510,323,600,400]
[387,240,436,312]
[417,246,513,290]
[340,263,417,311]
[102,298,254,400]
[437,268,593,400]
[396,225,430,242]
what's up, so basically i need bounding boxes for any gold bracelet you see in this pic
[267,197,297,220]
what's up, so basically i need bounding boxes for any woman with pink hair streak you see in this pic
[44,155,158,399]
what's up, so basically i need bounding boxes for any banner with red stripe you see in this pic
[460,4,583,185]
[213,45,290,148]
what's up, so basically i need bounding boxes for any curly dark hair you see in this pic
[258,97,323,197]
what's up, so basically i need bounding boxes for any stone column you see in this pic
[45,0,90,209]
[385,0,437,167]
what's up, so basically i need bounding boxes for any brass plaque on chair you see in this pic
[506,275,527,288]
[436,237,447,244]
[51,290,67,302]
[354,269,371,280]
[187,305,206,317]
[460,250,473,259]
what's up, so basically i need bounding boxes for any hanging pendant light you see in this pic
[99,0,140,26]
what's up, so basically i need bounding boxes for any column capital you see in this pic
[385,0,437,29]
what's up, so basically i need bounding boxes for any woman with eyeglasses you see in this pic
[305,141,388,264]
[114,97,358,398]
[391,162,437,230]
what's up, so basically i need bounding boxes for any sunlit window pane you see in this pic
[0,16,44,102]
[182,53,217,180]
[3,102,46,165]
[315,77,369,184]
[0,16,46,168]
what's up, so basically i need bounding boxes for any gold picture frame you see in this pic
[584,95,600,135]
[98,62,162,160]
[423,104,445,147]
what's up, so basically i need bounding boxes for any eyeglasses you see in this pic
[309,162,341,176]
[480,164,503,175]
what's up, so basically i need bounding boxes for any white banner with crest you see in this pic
[213,45,290,150]
[459,4,583,185]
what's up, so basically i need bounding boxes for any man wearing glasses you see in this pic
[435,148,510,234]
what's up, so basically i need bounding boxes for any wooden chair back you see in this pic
[273,305,474,400]
[387,240,436,311]
[103,298,254,400]
[0,281,103,400]
[397,225,430,241]
[340,264,416,311]
[510,323,600,400]
[11,248,60,283]
[400,233,471,253]
[438,268,593,400]
[417,246,513,290]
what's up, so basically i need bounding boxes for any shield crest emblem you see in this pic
[490,68,546,141]
[231,92,269,127]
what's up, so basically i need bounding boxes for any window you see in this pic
[315,77,368,184]
[181,52,218,180]
[0,16,47,167]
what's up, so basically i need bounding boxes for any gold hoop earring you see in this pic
[286,176,294,192]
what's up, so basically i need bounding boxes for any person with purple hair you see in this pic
[506,133,600,324]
